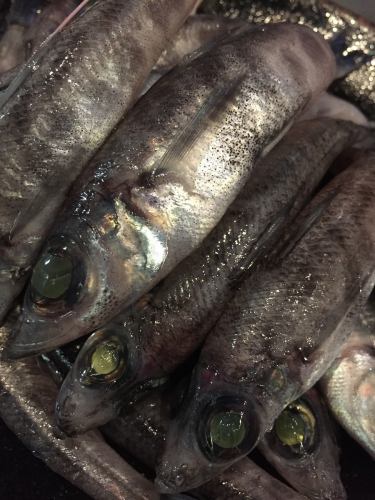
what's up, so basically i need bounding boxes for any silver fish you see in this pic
[55,118,372,435]
[156,150,375,493]
[201,0,375,120]
[0,314,158,500]
[8,23,337,358]
[103,390,307,500]
[0,0,200,322]
[259,388,346,500]
[321,296,375,459]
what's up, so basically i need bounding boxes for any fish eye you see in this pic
[30,236,85,309]
[198,396,259,461]
[80,335,127,386]
[268,399,317,457]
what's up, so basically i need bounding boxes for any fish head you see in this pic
[7,195,168,358]
[156,367,261,493]
[261,388,346,500]
[56,319,142,434]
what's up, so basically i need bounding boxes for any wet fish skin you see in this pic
[259,388,346,500]
[321,297,375,459]
[55,118,372,435]
[9,22,336,359]
[156,151,375,493]
[103,391,307,500]
[201,0,375,120]
[0,315,158,500]
[0,0,201,323]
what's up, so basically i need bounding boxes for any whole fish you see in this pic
[55,118,372,435]
[103,390,307,500]
[0,314,158,500]
[201,0,375,120]
[0,0,200,323]
[259,388,346,499]
[321,296,375,459]
[156,150,375,493]
[8,23,337,358]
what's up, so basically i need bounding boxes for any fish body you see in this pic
[9,22,337,358]
[321,297,375,459]
[0,0,200,322]
[156,150,375,493]
[259,388,346,499]
[201,0,375,120]
[0,315,158,500]
[55,118,372,434]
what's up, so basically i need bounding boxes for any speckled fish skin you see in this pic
[0,0,201,324]
[55,118,372,435]
[8,22,336,358]
[321,296,375,459]
[201,0,375,120]
[103,391,307,500]
[156,151,375,493]
[0,316,158,500]
[259,388,346,500]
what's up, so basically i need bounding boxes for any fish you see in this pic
[0,0,45,73]
[102,389,307,500]
[258,388,346,500]
[0,313,159,500]
[54,118,373,435]
[321,295,375,459]
[201,0,375,120]
[0,0,201,323]
[8,22,337,358]
[156,149,375,493]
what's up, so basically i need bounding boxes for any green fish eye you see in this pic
[31,251,73,300]
[209,410,247,449]
[274,402,316,448]
[90,340,123,377]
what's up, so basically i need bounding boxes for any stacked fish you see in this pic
[0,0,373,499]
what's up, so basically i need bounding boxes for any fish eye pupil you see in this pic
[209,410,246,449]
[31,250,73,300]
[90,341,121,376]
[274,409,305,446]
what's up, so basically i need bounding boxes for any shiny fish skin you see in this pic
[259,388,346,500]
[0,315,158,500]
[201,0,375,120]
[55,118,372,435]
[156,151,375,493]
[321,297,375,459]
[9,23,337,358]
[103,391,307,500]
[0,0,200,323]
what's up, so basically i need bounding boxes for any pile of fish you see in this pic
[0,0,374,499]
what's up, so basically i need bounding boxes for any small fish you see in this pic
[8,23,337,358]
[0,0,201,323]
[321,296,375,459]
[0,314,158,500]
[259,388,346,500]
[103,389,307,500]
[55,118,372,435]
[201,0,375,120]
[156,150,375,493]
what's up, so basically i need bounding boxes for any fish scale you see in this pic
[0,0,201,321]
